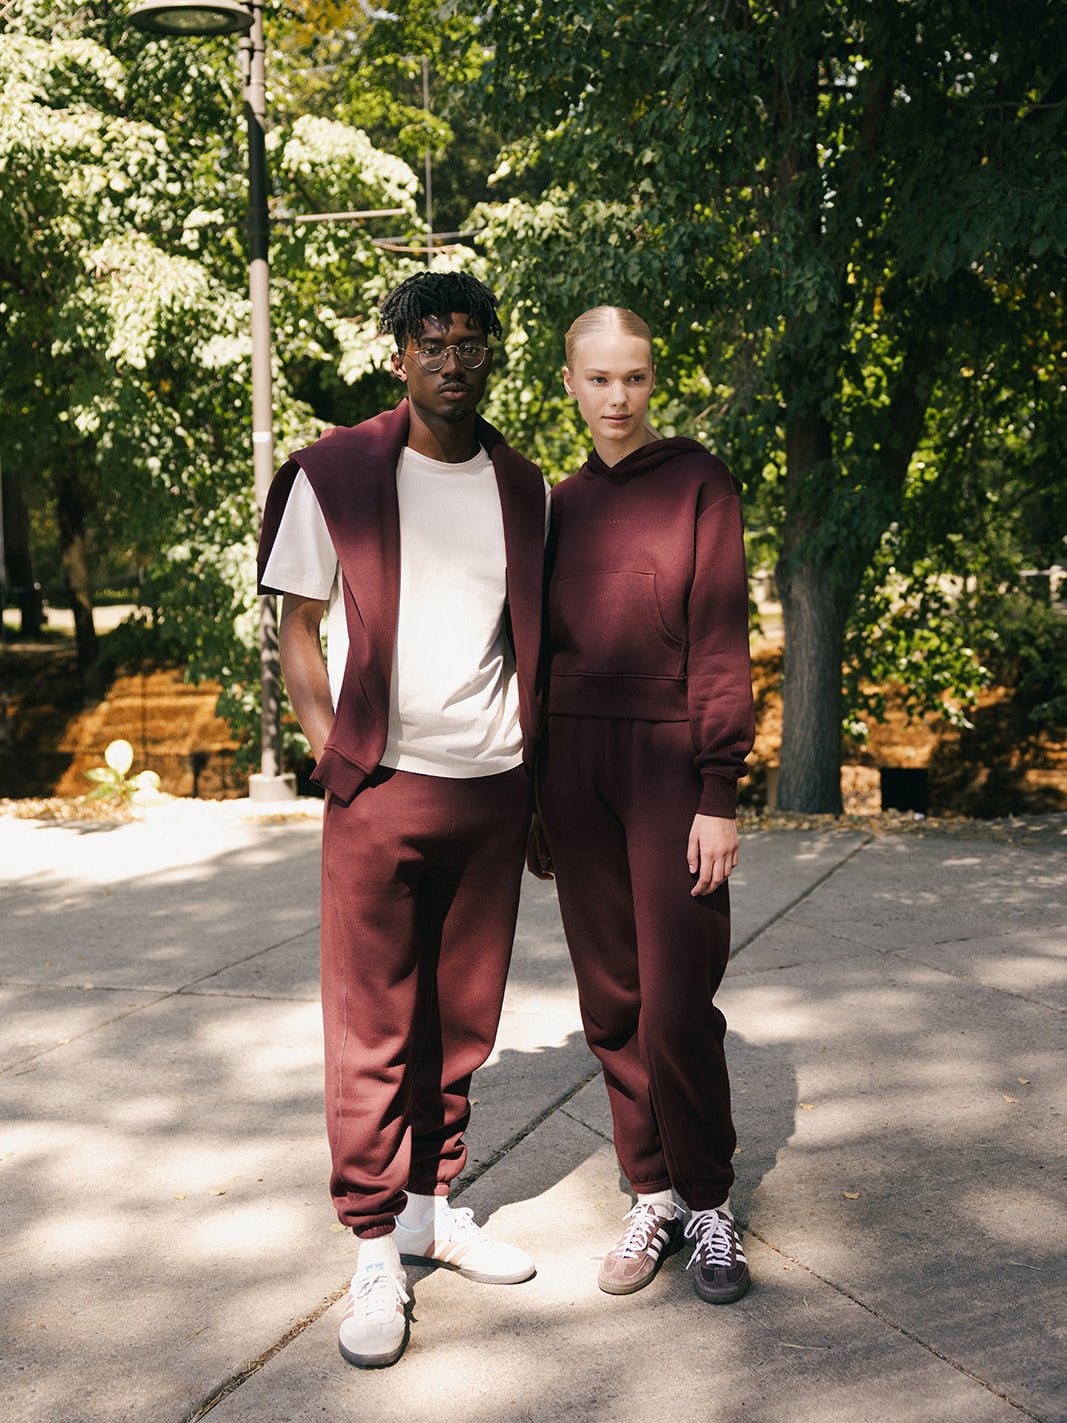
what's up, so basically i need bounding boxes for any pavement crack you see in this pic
[558,1105,613,1144]
[0,991,174,1074]
[177,988,319,1003]
[730,833,873,960]
[454,1064,603,1196]
[746,1226,1050,1420]
[881,947,1067,1017]
[177,925,319,991]
[178,1063,605,1419]
[0,926,316,1074]
[180,1286,349,1422]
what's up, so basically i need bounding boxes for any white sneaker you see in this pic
[338,1260,411,1368]
[396,1202,535,1284]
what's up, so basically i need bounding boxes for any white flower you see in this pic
[104,739,134,775]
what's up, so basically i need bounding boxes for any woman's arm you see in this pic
[687,490,756,818]
[685,488,755,894]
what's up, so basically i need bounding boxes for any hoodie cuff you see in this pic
[698,773,738,819]
[310,746,370,805]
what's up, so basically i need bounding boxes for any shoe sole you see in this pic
[398,1251,534,1285]
[338,1322,409,1369]
[597,1229,686,1296]
[693,1267,752,1305]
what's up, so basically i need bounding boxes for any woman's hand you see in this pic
[526,813,555,880]
[687,814,739,897]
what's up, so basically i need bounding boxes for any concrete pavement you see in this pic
[0,803,1064,1423]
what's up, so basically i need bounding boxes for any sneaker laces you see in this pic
[614,1203,673,1260]
[437,1204,483,1243]
[684,1210,745,1272]
[351,1266,410,1320]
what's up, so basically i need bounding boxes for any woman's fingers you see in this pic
[688,814,740,896]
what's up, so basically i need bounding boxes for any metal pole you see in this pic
[422,55,433,267]
[244,0,294,801]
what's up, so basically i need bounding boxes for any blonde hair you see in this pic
[563,305,653,367]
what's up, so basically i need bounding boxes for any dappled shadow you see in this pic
[0,824,600,1423]
[2,825,1065,1422]
[714,837,1067,1417]
[1,823,331,1422]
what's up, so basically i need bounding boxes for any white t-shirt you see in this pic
[262,445,547,778]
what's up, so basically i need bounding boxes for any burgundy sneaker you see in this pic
[685,1208,751,1304]
[597,1202,685,1295]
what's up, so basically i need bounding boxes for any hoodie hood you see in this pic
[584,436,709,479]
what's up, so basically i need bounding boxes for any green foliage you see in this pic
[843,547,993,739]
[6,0,1066,803]
[462,0,1067,777]
[0,0,431,763]
[983,590,1067,727]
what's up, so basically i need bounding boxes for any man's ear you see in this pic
[562,365,574,397]
[390,349,407,383]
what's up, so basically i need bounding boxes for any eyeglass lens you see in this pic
[414,343,488,371]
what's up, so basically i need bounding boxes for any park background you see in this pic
[2,0,1065,818]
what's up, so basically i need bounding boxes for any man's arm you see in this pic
[279,593,333,764]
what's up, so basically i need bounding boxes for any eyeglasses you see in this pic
[404,341,490,373]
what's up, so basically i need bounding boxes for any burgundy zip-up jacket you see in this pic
[257,399,546,805]
[546,437,755,818]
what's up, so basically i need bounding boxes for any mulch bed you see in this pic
[737,808,1067,847]
[3,796,1064,848]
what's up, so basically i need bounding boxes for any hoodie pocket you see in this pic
[550,570,685,679]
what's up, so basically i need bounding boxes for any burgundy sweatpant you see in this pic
[320,764,530,1236]
[540,716,736,1210]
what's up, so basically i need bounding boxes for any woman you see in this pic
[533,306,755,1304]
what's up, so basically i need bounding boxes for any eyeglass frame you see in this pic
[401,340,492,373]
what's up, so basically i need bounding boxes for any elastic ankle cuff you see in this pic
[353,1222,396,1240]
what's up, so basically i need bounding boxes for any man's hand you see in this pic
[526,814,554,880]
[686,814,739,897]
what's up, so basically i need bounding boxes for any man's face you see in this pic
[390,312,493,423]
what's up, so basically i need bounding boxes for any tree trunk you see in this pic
[54,464,101,697]
[776,558,849,812]
[1,465,44,637]
[774,330,945,813]
[775,408,850,813]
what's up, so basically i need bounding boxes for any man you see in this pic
[257,272,547,1369]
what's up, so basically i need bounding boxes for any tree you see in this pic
[466,0,1067,810]
[0,1,426,754]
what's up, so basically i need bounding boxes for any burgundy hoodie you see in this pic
[546,437,755,818]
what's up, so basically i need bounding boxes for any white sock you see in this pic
[636,1189,682,1220]
[396,1191,436,1233]
[355,1233,401,1274]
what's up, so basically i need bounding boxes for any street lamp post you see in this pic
[129,0,296,801]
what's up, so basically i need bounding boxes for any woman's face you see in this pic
[563,331,654,463]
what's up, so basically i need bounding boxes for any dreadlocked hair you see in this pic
[379,271,503,349]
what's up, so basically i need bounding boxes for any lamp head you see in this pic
[128,1,253,36]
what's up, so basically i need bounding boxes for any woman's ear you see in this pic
[562,365,575,397]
